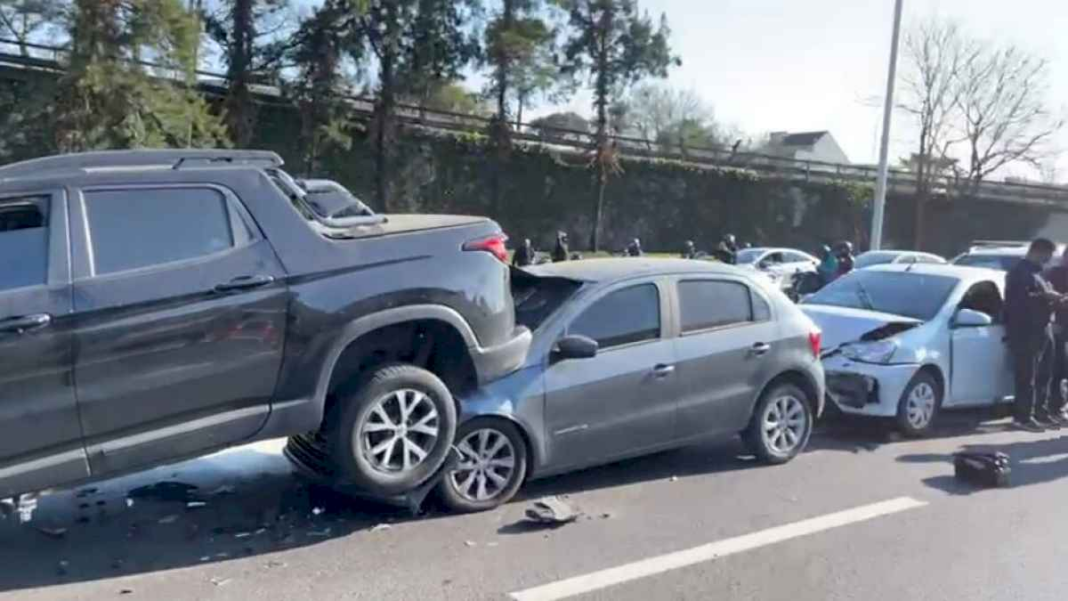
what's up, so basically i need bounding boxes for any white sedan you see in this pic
[734,247,819,289]
[800,264,1013,435]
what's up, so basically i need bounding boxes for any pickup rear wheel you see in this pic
[326,363,457,496]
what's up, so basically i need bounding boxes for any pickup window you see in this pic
[0,196,49,291]
[84,188,250,276]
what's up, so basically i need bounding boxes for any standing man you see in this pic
[512,238,535,267]
[681,240,697,259]
[835,241,855,279]
[1005,238,1063,432]
[718,234,739,264]
[551,231,570,263]
[1045,247,1068,422]
[627,238,643,257]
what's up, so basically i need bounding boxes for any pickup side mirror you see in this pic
[954,308,993,328]
[553,335,599,361]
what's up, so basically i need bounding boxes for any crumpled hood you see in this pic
[800,304,922,351]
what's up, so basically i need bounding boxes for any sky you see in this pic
[545,0,1068,179]
[288,0,1068,181]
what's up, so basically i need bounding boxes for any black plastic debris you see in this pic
[954,451,1011,488]
[127,482,200,503]
[524,496,582,527]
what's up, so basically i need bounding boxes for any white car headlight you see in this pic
[841,339,897,364]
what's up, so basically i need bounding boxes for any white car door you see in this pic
[947,281,1014,407]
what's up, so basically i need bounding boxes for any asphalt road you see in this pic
[5,411,1068,601]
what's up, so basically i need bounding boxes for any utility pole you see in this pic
[870,0,904,250]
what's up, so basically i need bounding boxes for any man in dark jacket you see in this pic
[1005,238,1064,432]
[1045,247,1068,421]
[512,238,535,267]
[681,240,697,259]
[626,238,643,257]
[551,232,570,263]
[835,241,855,278]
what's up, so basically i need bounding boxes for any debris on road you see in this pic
[209,485,236,496]
[119,589,133,595]
[210,577,232,587]
[266,559,287,569]
[157,514,180,525]
[369,523,392,533]
[670,476,679,482]
[34,525,68,539]
[75,487,99,498]
[128,482,199,503]
[186,501,207,509]
[307,528,332,537]
[464,540,477,547]
[524,496,582,527]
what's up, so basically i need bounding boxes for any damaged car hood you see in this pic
[800,304,922,351]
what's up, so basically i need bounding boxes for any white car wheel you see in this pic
[896,371,942,437]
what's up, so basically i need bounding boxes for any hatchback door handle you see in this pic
[0,313,52,334]
[653,364,675,377]
[749,342,771,356]
[214,275,275,293]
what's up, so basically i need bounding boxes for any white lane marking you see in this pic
[510,496,927,601]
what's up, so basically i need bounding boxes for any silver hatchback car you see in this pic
[434,259,826,512]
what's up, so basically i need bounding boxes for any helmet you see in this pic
[723,233,736,245]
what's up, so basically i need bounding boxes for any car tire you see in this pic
[325,363,457,496]
[436,418,528,513]
[895,370,941,437]
[743,381,814,464]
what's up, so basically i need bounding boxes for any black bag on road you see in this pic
[953,451,1011,488]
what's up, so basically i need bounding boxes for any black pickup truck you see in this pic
[0,149,530,499]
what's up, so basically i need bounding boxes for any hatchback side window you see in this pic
[960,281,1004,322]
[0,196,49,292]
[679,280,753,333]
[570,284,660,349]
[84,188,250,276]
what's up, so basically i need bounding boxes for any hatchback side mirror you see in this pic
[954,308,993,328]
[553,335,599,361]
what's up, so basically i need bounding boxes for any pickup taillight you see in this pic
[464,233,509,263]
[809,331,822,358]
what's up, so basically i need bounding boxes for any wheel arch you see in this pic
[314,305,480,424]
[460,413,539,480]
[752,369,823,423]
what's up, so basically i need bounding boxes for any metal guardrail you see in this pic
[1,37,1067,208]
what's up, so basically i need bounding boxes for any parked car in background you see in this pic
[435,259,825,512]
[0,149,532,501]
[854,250,946,269]
[951,240,1064,271]
[801,264,1012,436]
[735,247,819,290]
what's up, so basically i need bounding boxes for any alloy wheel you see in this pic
[358,389,440,474]
[761,394,808,455]
[450,428,517,502]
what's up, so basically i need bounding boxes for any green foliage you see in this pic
[0,0,66,55]
[484,1,560,127]
[51,0,228,152]
[204,0,290,146]
[555,0,679,249]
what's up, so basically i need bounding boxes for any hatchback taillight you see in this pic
[809,331,822,358]
[463,233,509,263]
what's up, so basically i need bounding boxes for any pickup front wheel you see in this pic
[326,364,458,496]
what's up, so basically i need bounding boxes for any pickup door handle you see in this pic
[749,342,771,357]
[0,313,52,334]
[214,275,275,293]
[652,364,675,378]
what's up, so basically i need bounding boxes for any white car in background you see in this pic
[951,240,1065,272]
[735,247,819,289]
[800,264,1013,436]
[855,250,946,269]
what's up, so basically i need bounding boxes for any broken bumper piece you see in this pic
[827,372,879,409]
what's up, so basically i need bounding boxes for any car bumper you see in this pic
[823,355,919,417]
[471,326,532,385]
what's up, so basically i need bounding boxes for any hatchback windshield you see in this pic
[803,270,958,321]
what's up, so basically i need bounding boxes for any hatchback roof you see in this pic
[527,258,737,282]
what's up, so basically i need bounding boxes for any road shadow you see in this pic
[0,441,429,594]
[810,408,1011,454]
[900,435,1068,496]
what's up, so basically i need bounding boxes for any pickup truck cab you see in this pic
[0,149,530,499]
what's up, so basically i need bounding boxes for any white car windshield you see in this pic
[735,249,764,264]
[803,270,958,321]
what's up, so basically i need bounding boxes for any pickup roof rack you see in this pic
[0,149,284,178]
